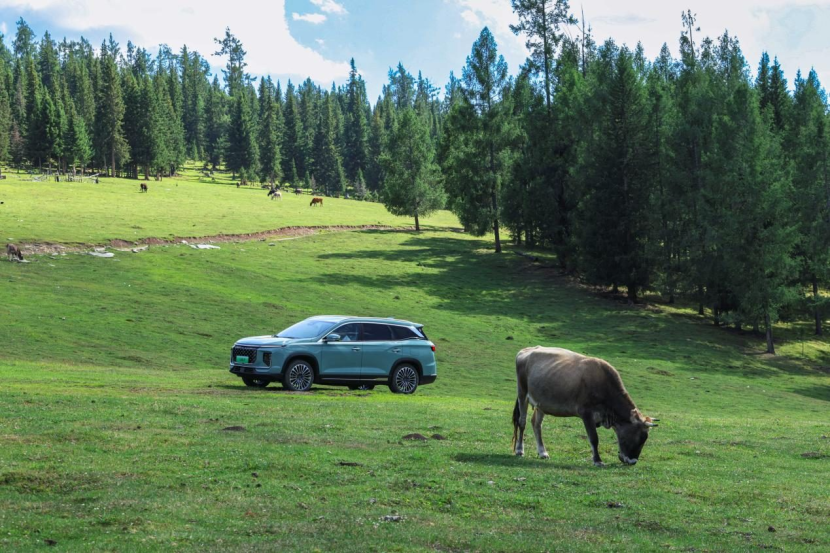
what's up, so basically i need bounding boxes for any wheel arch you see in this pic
[392,357,422,376]
[283,354,320,377]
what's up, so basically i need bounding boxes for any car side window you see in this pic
[391,325,419,340]
[334,323,361,342]
[363,323,393,341]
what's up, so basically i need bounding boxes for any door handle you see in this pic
[352,347,361,352]
[391,348,401,354]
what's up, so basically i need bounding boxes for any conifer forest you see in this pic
[0,1,828,353]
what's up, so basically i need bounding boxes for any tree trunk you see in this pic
[627,284,637,303]
[713,305,720,327]
[111,144,116,179]
[814,276,823,336]
[414,212,420,232]
[764,312,775,354]
[492,189,501,253]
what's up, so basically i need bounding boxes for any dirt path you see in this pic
[16,225,415,256]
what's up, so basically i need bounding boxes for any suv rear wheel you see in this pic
[242,376,270,388]
[283,360,315,392]
[389,363,419,394]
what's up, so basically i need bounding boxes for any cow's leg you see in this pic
[531,408,549,459]
[512,392,528,456]
[580,414,604,467]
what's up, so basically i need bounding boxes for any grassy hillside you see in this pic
[1,229,828,551]
[0,165,458,245]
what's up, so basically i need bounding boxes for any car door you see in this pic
[319,323,362,379]
[360,323,406,379]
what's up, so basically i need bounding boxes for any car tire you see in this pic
[348,384,375,391]
[283,360,315,392]
[242,376,270,388]
[389,364,419,394]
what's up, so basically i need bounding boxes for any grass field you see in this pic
[0,164,457,245]
[0,172,828,551]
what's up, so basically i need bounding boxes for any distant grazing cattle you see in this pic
[6,244,24,262]
[268,189,282,200]
[513,346,658,466]
[140,183,148,193]
[294,188,303,196]
[310,197,324,207]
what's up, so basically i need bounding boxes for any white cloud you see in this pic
[311,0,347,15]
[316,38,325,47]
[449,0,830,84]
[292,12,327,24]
[0,22,7,36]
[3,0,349,84]
[451,0,528,65]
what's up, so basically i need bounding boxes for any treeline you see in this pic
[0,2,827,353]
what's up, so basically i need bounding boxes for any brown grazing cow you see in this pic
[6,244,24,262]
[512,346,658,466]
[310,197,323,207]
[140,183,148,192]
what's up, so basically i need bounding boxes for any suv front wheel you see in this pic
[283,360,315,392]
[389,363,419,394]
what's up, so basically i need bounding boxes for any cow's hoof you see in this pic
[593,461,605,468]
[515,451,524,457]
[539,452,550,460]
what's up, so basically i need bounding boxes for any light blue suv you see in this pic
[229,316,437,393]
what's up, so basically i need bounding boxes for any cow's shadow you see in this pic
[453,452,585,471]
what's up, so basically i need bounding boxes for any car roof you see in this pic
[307,315,422,327]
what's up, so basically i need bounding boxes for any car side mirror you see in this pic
[325,333,341,342]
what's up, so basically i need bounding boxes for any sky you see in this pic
[1,0,830,101]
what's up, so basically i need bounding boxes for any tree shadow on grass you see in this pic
[313,232,820,381]
[789,385,830,402]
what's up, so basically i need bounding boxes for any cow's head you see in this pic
[615,409,658,465]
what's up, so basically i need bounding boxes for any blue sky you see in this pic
[2,1,830,101]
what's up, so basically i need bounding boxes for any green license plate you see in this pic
[235,355,249,364]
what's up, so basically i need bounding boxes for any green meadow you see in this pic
[0,172,828,551]
[0,165,457,245]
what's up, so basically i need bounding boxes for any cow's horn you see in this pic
[645,422,658,427]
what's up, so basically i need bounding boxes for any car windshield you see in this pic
[276,319,337,339]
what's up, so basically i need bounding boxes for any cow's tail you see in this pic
[511,397,520,452]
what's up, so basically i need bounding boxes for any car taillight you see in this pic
[431,345,436,352]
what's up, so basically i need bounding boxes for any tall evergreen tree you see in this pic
[380,108,445,230]
[94,46,128,176]
[343,59,369,181]
[226,93,258,180]
[441,28,516,253]
[578,44,654,301]
[257,77,283,185]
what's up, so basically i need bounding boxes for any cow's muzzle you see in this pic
[618,453,638,465]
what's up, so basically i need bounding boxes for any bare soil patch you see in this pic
[15,225,413,256]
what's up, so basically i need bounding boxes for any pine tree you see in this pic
[791,69,830,335]
[578,44,654,301]
[343,59,369,181]
[65,100,92,174]
[510,0,576,110]
[226,93,258,181]
[281,82,305,179]
[441,28,516,253]
[381,108,445,230]
[257,77,283,185]
[312,93,345,195]
[203,76,226,170]
[716,82,796,353]
[94,46,128,176]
